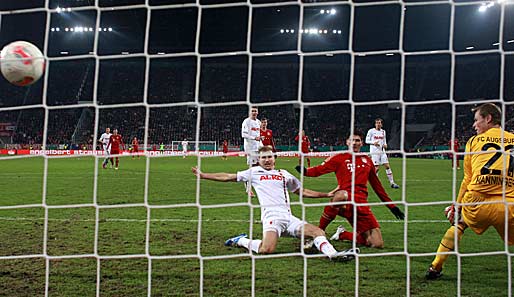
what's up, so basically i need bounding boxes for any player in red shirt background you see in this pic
[295,130,311,167]
[448,139,460,169]
[107,129,125,170]
[260,118,276,152]
[222,139,228,160]
[131,137,139,159]
[297,130,404,248]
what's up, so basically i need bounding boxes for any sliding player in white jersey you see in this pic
[191,146,359,261]
[365,118,399,188]
[99,127,113,169]
[241,106,262,166]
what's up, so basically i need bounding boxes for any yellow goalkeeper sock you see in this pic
[431,225,465,271]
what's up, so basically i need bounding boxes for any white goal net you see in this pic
[0,0,513,297]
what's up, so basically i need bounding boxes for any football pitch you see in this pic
[0,155,512,297]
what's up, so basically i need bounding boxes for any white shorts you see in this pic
[261,212,306,238]
[370,151,389,166]
[246,150,259,166]
[103,145,110,156]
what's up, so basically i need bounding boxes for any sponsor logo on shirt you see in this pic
[260,175,284,181]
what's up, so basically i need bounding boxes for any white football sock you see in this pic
[386,168,395,184]
[250,240,261,253]
[313,236,337,258]
[244,181,252,194]
[237,238,261,253]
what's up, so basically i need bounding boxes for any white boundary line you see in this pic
[0,216,446,223]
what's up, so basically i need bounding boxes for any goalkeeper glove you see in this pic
[295,165,307,175]
[444,205,462,225]
[390,207,405,220]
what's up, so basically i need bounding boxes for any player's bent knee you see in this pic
[311,228,326,238]
[332,190,348,202]
[301,224,326,238]
[259,245,276,254]
[364,229,384,248]
[369,240,384,249]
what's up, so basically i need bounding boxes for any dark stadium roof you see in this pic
[0,1,512,147]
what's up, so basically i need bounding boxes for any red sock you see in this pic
[339,231,367,245]
[110,158,114,165]
[115,157,119,167]
[319,205,340,230]
[307,158,311,167]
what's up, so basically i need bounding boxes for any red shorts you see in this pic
[339,205,380,234]
[223,148,228,154]
[132,146,139,152]
[110,149,120,155]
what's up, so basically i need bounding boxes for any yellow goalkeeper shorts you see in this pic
[461,191,514,245]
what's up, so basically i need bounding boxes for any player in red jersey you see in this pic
[131,137,139,159]
[107,129,125,170]
[260,118,276,152]
[295,130,311,167]
[297,131,404,248]
[448,139,460,169]
[222,139,228,160]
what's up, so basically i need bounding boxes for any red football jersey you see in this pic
[261,129,275,148]
[109,134,123,151]
[295,135,310,153]
[449,139,459,152]
[223,141,228,153]
[132,139,139,146]
[305,153,395,207]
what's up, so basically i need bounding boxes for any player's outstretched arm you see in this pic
[293,188,334,198]
[295,161,335,177]
[191,167,237,182]
[390,207,404,220]
[368,167,404,220]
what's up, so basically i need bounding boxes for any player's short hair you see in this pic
[261,118,268,121]
[251,106,258,110]
[472,103,501,125]
[347,130,365,141]
[374,118,383,124]
[258,146,274,155]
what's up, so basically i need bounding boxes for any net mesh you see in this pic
[0,0,513,296]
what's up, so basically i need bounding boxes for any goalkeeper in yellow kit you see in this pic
[426,103,514,279]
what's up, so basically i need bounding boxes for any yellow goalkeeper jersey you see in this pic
[458,127,514,201]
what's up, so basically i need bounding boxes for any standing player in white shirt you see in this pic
[241,107,263,166]
[365,118,399,189]
[181,139,189,159]
[99,127,113,169]
[191,146,359,261]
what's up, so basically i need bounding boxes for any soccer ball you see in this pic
[0,41,45,86]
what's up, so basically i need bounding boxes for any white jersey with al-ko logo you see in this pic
[241,118,262,152]
[236,166,301,218]
[99,133,112,149]
[366,128,387,154]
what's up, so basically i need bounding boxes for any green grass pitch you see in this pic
[0,155,512,296]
